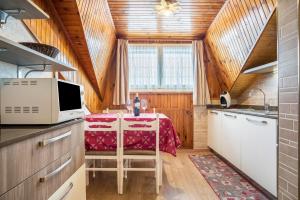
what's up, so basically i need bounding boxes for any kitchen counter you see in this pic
[0,118,84,148]
[208,108,278,119]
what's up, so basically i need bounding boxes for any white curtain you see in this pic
[193,40,211,106]
[113,39,129,105]
[128,44,193,90]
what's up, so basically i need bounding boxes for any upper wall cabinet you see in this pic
[0,0,49,20]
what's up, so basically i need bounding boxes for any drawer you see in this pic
[0,121,84,196]
[48,164,86,200]
[0,145,84,200]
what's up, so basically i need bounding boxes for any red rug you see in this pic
[189,154,269,200]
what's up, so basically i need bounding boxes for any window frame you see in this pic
[128,43,194,92]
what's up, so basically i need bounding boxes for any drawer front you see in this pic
[0,145,84,200]
[0,121,84,196]
[48,164,86,200]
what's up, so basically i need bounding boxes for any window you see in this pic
[128,43,193,90]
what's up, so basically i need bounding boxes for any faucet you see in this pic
[253,88,269,112]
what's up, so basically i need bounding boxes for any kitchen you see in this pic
[0,0,298,200]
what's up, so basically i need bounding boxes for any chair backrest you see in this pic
[103,109,127,114]
[120,113,160,155]
[85,114,120,153]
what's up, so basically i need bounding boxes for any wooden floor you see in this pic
[86,149,218,200]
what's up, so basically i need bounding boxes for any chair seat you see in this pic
[124,150,156,155]
[85,150,116,156]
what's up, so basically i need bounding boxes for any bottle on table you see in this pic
[133,93,140,116]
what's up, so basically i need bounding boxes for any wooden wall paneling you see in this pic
[101,88,193,148]
[205,0,277,96]
[23,0,102,112]
[129,92,193,148]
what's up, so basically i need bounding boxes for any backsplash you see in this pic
[236,71,278,107]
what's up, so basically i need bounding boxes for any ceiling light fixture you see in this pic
[155,0,181,17]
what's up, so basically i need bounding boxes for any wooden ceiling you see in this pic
[50,0,116,100]
[107,0,226,39]
[205,0,277,92]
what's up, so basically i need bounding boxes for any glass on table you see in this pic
[141,99,148,113]
[126,99,133,114]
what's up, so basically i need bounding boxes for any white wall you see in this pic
[0,17,52,78]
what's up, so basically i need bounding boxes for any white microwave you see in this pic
[0,78,84,124]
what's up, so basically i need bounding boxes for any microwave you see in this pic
[0,78,84,124]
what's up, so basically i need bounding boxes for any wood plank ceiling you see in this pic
[24,0,103,112]
[50,0,116,100]
[205,0,277,91]
[107,0,226,39]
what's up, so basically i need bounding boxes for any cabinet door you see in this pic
[208,110,222,154]
[241,115,277,196]
[221,112,241,169]
[48,164,86,200]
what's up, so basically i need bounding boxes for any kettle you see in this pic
[220,91,231,108]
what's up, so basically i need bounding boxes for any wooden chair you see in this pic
[119,113,162,194]
[103,109,127,114]
[85,114,121,194]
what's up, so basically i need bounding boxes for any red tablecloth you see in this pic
[84,113,181,156]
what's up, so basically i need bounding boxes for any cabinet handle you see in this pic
[246,118,268,125]
[40,157,72,182]
[59,182,74,200]
[224,113,237,119]
[210,111,219,115]
[39,131,71,147]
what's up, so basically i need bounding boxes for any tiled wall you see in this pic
[237,72,278,107]
[193,106,208,149]
[278,0,299,199]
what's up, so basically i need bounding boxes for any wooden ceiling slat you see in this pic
[107,0,226,39]
[51,0,116,100]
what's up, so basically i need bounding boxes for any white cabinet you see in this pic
[240,115,277,196]
[207,110,277,196]
[221,112,242,169]
[48,164,86,200]
[208,110,222,154]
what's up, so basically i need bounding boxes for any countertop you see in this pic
[0,118,84,148]
[208,108,278,119]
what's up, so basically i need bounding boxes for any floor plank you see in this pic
[86,149,218,200]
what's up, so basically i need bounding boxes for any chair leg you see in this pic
[117,160,120,194]
[154,160,157,178]
[93,160,96,178]
[120,159,124,194]
[159,158,163,186]
[124,159,128,179]
[156,160,160,194]
[86,170,90,186]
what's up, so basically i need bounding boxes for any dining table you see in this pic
[84,113,181,156]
